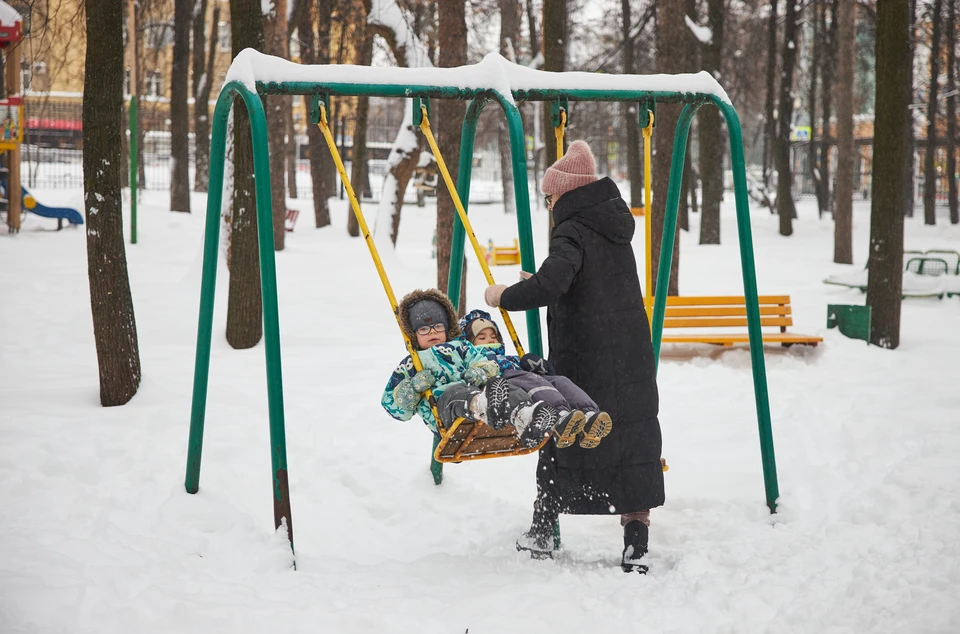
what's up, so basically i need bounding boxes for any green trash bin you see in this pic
[827,305,871,343]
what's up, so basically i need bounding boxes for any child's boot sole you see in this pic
[580,412,612,449]
[554,410,587,448]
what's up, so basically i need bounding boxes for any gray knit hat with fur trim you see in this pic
[408,298,449,332]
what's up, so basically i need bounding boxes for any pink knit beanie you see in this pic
[541,140,598,199]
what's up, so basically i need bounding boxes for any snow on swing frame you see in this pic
[184,49,779,557]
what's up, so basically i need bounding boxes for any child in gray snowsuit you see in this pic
[458,309,612,449]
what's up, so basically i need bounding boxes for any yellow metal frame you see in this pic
[418,106,527,359]
[642,112,654,308]
[316,102,546,464]
[555,109,566,160]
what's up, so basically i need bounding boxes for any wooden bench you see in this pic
[644,295,822,347]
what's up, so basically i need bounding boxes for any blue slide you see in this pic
[21,186,83,226]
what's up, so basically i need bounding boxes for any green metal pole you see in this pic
[499,96,543,356]
[650,103,703,367]
[246,87,294,545]
[185,87,234,496]
[716,98,779,514]
[185,82,296,552]
[446,98,488,311]
[129,96,138,245]
[436,98,490,486]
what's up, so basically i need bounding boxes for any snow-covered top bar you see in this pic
[224,49,731,106]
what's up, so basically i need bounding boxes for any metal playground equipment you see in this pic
[184,50,781,556]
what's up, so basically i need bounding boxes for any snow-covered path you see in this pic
[2,189,959,633]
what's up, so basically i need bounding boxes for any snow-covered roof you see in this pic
[224,49,732,106]
[0,1,22,27]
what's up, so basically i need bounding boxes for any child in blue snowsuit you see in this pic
[381,289,561,448]
[458,309,613,449]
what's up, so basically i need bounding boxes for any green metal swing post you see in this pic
[648,98,779,513]
[185,76,780,562]
[184,81,295,552]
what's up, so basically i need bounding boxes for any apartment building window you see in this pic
[146,70,163,98]
[21,60,46,92]
[218,22,231,52]
[146,21,174,49]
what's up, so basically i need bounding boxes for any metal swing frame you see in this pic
[183,59,781,556]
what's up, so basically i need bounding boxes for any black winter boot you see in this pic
[516,509,557,559]
[621,520,649,574]
[484,377,512,429]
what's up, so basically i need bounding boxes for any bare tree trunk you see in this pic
[193,2,219,193]
[651,0,686,296]
[367,0,433,247]
[622,0,642,208]
[286,108,298,199]
[905,0,918,217]
[819,0,838,216]
[699,0,724,244]
[437,0,467,304]
[498,0,520,214]
[170,0,192,212]
[763,0,777,186]
[947,0,958,224]
[679,140,691,232]
[775,0,799,235]
[834,0,856,263]
[808,0,822,216]
[348,47,373,236]
[296,0,332,227]
[83,0,141,406]
[924,0,944,225]
[264,0,288,250]
[867,0,910,349]
[542,0,567,173]
[226,0,265,349]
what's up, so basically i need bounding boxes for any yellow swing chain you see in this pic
[315,102,446,432]
[555,109,566,160]
[418,106,526,358]
[642,110,654,313]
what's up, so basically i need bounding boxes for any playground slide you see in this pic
[21,186,83,226]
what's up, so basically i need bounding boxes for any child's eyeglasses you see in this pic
[416,323,446,335]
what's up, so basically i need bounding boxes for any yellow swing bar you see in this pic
[418,105,527,359]
[555,109,566,160]
[315,102,446,432]
[317,100,544,463]
[642,110,654,311]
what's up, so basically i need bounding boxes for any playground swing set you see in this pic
[184,50,784,557]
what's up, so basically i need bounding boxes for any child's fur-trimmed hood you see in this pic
[397,288,462,347]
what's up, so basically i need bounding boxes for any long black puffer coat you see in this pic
[500,177,665,514]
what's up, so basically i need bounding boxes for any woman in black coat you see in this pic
[485,141,664,573]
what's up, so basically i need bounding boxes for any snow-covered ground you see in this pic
[2,186,959,633]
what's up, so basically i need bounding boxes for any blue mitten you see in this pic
[519,354,555,376]
[411,369,436,393]
[463,360,499,386]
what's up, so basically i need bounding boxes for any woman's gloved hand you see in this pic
[484,284,508,308]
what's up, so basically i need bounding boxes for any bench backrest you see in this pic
[906,257,950,277]
[643,295,793,330]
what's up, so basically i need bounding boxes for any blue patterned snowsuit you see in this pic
[457,309,598,414]
[381,340,498,433]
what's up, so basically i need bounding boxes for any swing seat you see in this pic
[434,417,547,463]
